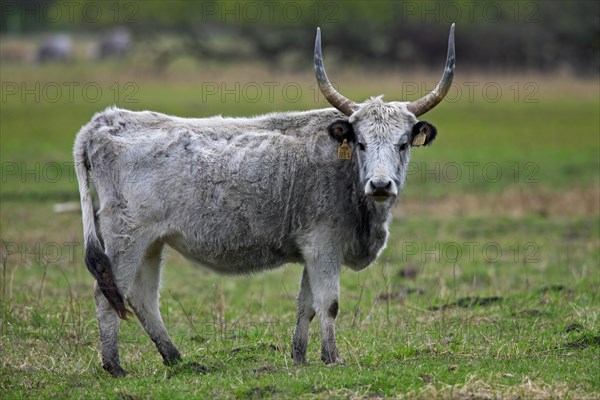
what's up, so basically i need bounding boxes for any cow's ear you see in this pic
[328,120,355,143]
[410,121,437,147]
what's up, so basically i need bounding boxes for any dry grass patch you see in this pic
[396,186,599,219]
[400,375,596,400]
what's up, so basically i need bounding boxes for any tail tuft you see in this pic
[85,240,133,320]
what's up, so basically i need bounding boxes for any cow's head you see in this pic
[316,24,455,202]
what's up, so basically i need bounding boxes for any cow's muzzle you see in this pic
[365,179,397,202]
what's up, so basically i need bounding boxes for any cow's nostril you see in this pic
[384,181,392,190]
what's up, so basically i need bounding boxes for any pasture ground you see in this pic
[0,61,598,399]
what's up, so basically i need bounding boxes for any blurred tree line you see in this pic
[1,0,598,74]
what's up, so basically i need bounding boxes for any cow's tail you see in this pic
[74,131,132,320]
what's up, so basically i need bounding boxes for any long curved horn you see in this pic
[407,23,456,117]
[314,27,357,116]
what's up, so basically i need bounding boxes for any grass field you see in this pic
[1,61,599,399]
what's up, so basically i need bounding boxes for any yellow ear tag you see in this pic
[412,132,426,146]
[338,139,352,160]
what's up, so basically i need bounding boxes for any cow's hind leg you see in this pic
[94,230,153,377]
[94,281,128,377]
[127,241,181,366]
[292,267,315,364]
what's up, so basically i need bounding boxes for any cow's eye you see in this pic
[398,143,408,151]
[358,142,366,151]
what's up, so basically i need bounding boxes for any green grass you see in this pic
[2,212,598,399]
[1,62,599,399]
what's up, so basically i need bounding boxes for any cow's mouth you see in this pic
[368,194,395,202]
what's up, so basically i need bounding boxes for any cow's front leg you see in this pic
[306,259,341,365]
[292,267,315,364]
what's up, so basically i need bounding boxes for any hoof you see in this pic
[291,342,308,365]
[325,357,345,366]
[292,354,308,365]
[104,364,128,378]
[162,355,183,367]
[321,350,342,365]
[160,343,182,366]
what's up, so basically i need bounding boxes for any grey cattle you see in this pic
[75,25,455,377]
[36,33,72,63]
[96,28,131,60]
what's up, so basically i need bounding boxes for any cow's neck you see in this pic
[343,172,395,268]
[360,189,394,245]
